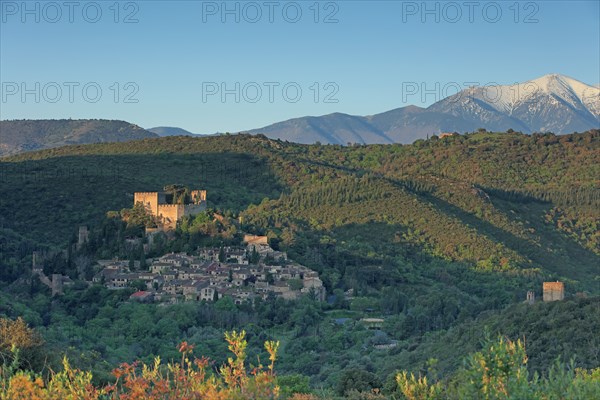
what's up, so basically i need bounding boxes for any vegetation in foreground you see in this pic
[1,318,599,399]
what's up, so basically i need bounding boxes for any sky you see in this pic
[1,0,599,134]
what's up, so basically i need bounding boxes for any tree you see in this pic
[0,318,43,351]
[456,336,530,399]
[288,279,303,291]
[278,374,312,398]
[139,248,146,270]
[215,296,237,312]
[264,254,276,265]
[163,184,187,204]
[396,371,442,400]
[249,246,260,264]
[0,317,44,372]
[337,368,382,396]
[269,237,281,251]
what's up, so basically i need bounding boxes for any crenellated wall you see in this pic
[134,190,206,230]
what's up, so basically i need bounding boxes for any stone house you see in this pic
[162,270,177,281]
[183,281,207,301]
[200,285,218,302]
[151,263,172,274]
[160,253,193,267]
[164,279,185,295]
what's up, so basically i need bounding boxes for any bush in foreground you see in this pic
[1,317,598,399]
[1,329,279,400]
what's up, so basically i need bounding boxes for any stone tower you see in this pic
[78,226,89,248]
[543,281,564,302]
[51,274,64,296]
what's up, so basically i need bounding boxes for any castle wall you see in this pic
[183,203,207,217]
[158,204,185,230]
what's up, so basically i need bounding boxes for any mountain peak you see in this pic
[426,74,599,134]
[529,74,591,95]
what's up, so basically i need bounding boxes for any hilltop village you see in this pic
[30,187,566,307]
[93,235,325,304]
[30,188,325,305]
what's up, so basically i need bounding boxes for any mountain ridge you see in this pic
[148,126,200,137]
[0,119,157,157]
[243,74,600,144]
[2,75,598,155]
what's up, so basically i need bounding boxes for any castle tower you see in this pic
[78,226,89,248]
[134,192,161,215]
[51,274,64,296]
[191,190,207,204]
[543,281,564,302]
[526,291,535,305]
[157,204,186,230]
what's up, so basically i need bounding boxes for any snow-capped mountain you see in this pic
[243,74,600,144]
[429,74,599,134]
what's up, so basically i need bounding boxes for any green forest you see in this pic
[0,130,599,398]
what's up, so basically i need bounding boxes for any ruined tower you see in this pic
[526,291,535,305]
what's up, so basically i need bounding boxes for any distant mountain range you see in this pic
[148,127,199,137]
[243,74,600,144]
[0,119,157,157]
[1,75,598,155]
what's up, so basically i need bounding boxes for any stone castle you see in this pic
[134,190,207,230]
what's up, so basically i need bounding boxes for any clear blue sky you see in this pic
[1,0,599,134]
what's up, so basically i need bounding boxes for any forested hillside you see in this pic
[0,130,598,396]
